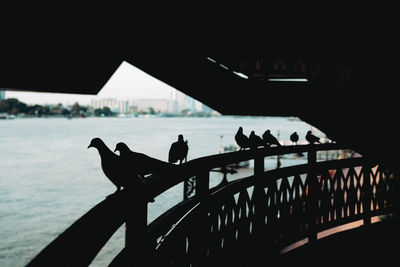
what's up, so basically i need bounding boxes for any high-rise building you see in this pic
[172,89,206,112]
[0,91,5,100]
[185,95,196,111]
[172,89,187,112]
[119,100,129,114]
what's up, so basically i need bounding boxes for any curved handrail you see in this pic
[155,158,368,248]
[150,156,398,267]
[144,143,348,198]
[27,143,355,266]
[27,192,129,267]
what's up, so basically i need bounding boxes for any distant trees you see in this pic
[0,98,119,117]
[1,99,78,117]
[94,106,114,117]
[180,108,191,116]
[0,98,28,115]
[29,105,47,116]
[71,102,81,116]
[50,103,70,116]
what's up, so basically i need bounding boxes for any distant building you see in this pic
[90,91,214,115]
[168,100,179,114]
[202,103,213,113]
[118,100,129,114]
[0,91,5,100]
[91,97,176,114]
[172,89,209,113]
[172,89,187,112]
[91,98,117,110]
[91,98,129,114]
[185,95,196,111]
[129,99,172,113]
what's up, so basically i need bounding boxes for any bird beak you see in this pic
[87,144,92,149]
[114,148,118,152]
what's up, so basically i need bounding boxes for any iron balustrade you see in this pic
[27,144,399,266]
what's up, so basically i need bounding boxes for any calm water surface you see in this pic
[0,116,319,266]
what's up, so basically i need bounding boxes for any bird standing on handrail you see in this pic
[290,131,299,145]
[114,142,175,177]
[235,127,250,150]
[306,130,321,144]
[168,134,189,164]
[249,131,264,149]
[88,137,129,193]
[262,130,282,147]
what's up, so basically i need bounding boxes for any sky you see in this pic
[5,62,176,106]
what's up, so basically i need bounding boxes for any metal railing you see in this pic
[27,144,399,266]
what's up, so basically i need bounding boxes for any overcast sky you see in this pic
[5,62,176,106]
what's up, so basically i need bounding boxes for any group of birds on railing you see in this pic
[89,128,321,197]
[88,135,188,199]
[235,127,321,150]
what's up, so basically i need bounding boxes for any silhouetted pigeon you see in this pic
[306,130,321,144]
[114,142,175,177]
[262,130,281,147]
[235,127,250,150]
[168,134,189,164]
[290,131,299,145]
[249,131,264,149]
[88,137,129,193]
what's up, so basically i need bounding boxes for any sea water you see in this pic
[0,116,316,266]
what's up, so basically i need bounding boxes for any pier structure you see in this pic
[27,143,400,266]
[2,52,400,266]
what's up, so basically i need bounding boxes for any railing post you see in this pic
[254,153,265,177]
[363,163,372,226]
[193,171,210,265]
[253,152,268,256]
[125,189,150,264]
[307,146,318,243]
[196,170,210,199]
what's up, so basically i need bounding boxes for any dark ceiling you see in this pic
[1,53,399,171]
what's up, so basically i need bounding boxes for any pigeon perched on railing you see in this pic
[306,130,321,144]
[235,127,250,150]
[249,131,264,149]
[114,142,175,177]
[88,137,129,193]
[168,134,189,164]
[262,130,281,147]
[290,131,299,145]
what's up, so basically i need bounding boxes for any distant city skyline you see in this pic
[4,61,178,106]
[90,90,211,114]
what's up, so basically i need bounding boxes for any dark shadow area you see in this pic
[282,217,400,267]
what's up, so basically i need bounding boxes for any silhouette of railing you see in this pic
[27,144,400,266]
